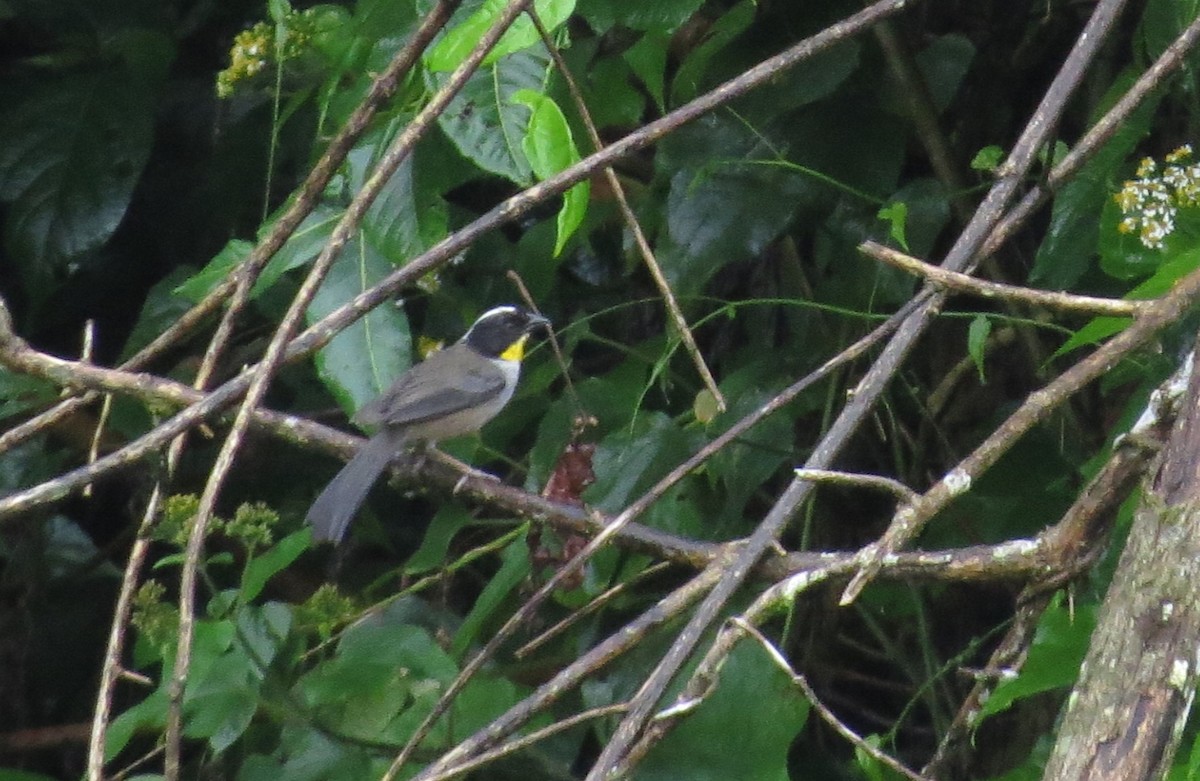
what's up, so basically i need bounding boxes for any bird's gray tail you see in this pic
[305,430,406,543]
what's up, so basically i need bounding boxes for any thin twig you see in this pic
[841,263,1200,605]
[793,468,919,504]
[739,620,933,781]
[163,2,471,775]
[506,270,584,414]
[419,704,629,781]
[515,562,674,659]
[862,241,1146,316]
[591,1,1130,775]
[528,8,726,411]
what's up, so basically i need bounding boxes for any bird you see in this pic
[305,305,550,543]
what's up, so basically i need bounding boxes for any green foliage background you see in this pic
[1,0,1200,778]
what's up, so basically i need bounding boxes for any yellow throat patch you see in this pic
[500,334,530,362]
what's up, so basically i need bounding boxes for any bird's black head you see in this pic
[462,305,551,360]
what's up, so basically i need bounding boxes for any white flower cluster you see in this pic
[1114,145,1200,249]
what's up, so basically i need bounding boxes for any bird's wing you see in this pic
[353,348,506,428]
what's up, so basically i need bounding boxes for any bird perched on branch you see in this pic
[305,305,550,543]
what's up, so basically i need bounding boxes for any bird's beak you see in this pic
[527,312,552,332]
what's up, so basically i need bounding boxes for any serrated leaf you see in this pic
[511,89,589,255]
[430,46,552,184]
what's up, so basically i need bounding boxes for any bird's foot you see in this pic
[426,448,500,494]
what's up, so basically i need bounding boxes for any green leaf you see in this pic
[425,0,574,71]
[0,68,159,271]
[636,641,809,781]
[511,90,589,255]
[1140,0,1200,60]
[405,505,473,574]
[578,0,705,33]
[360,143,449,261]
[0,366,57,423]
[585,412,701,513]
[430,46,552,185]
[624,32,670,112]
[241,531,312,603]
[915,34,975,114]
[877,201,909,250]
[1032,69,1158,288]
[184,646,261,752]
[978,596,1095,721]
[121,267,202,359]
[107,688,168,759]
[671,1,756,104]
[887,178,952,258]
[173,239,252,302]
[1055,245,1200,356]
[236,603,293,669]
[0,771,61,781]
[971,145,1004,172]
[307,237,413,417]
[452,532,530,656]
[967,315,991,382]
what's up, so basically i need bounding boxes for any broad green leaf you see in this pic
[405,505,473,574]
[0,367,57,423]
[1033,69,1158,288]
[430,46,552,184]
[585,412,702,513]
[636,642,809,781]
[1140,0,1200,60]
[624,31,670,112]
[452,533,530,656]
[512,89,589,255]
[241,531,312,602]
[236,603,293,668]
[1055,245,1200,356]
[978,597,1095,721]
[887,178,952,258]
[123,267,203,359]
[968,314,992,383]
[184,646,261,752]
[578,0,705,33]
[361,146,449,261]
[671,1,756,104]
[303,622,460,743]
[173,239,252,302]
[107,688,168,759]
[915,34,975,113]
[0,67,161,273]
[425,0,574,71]
[307,235,413,416]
